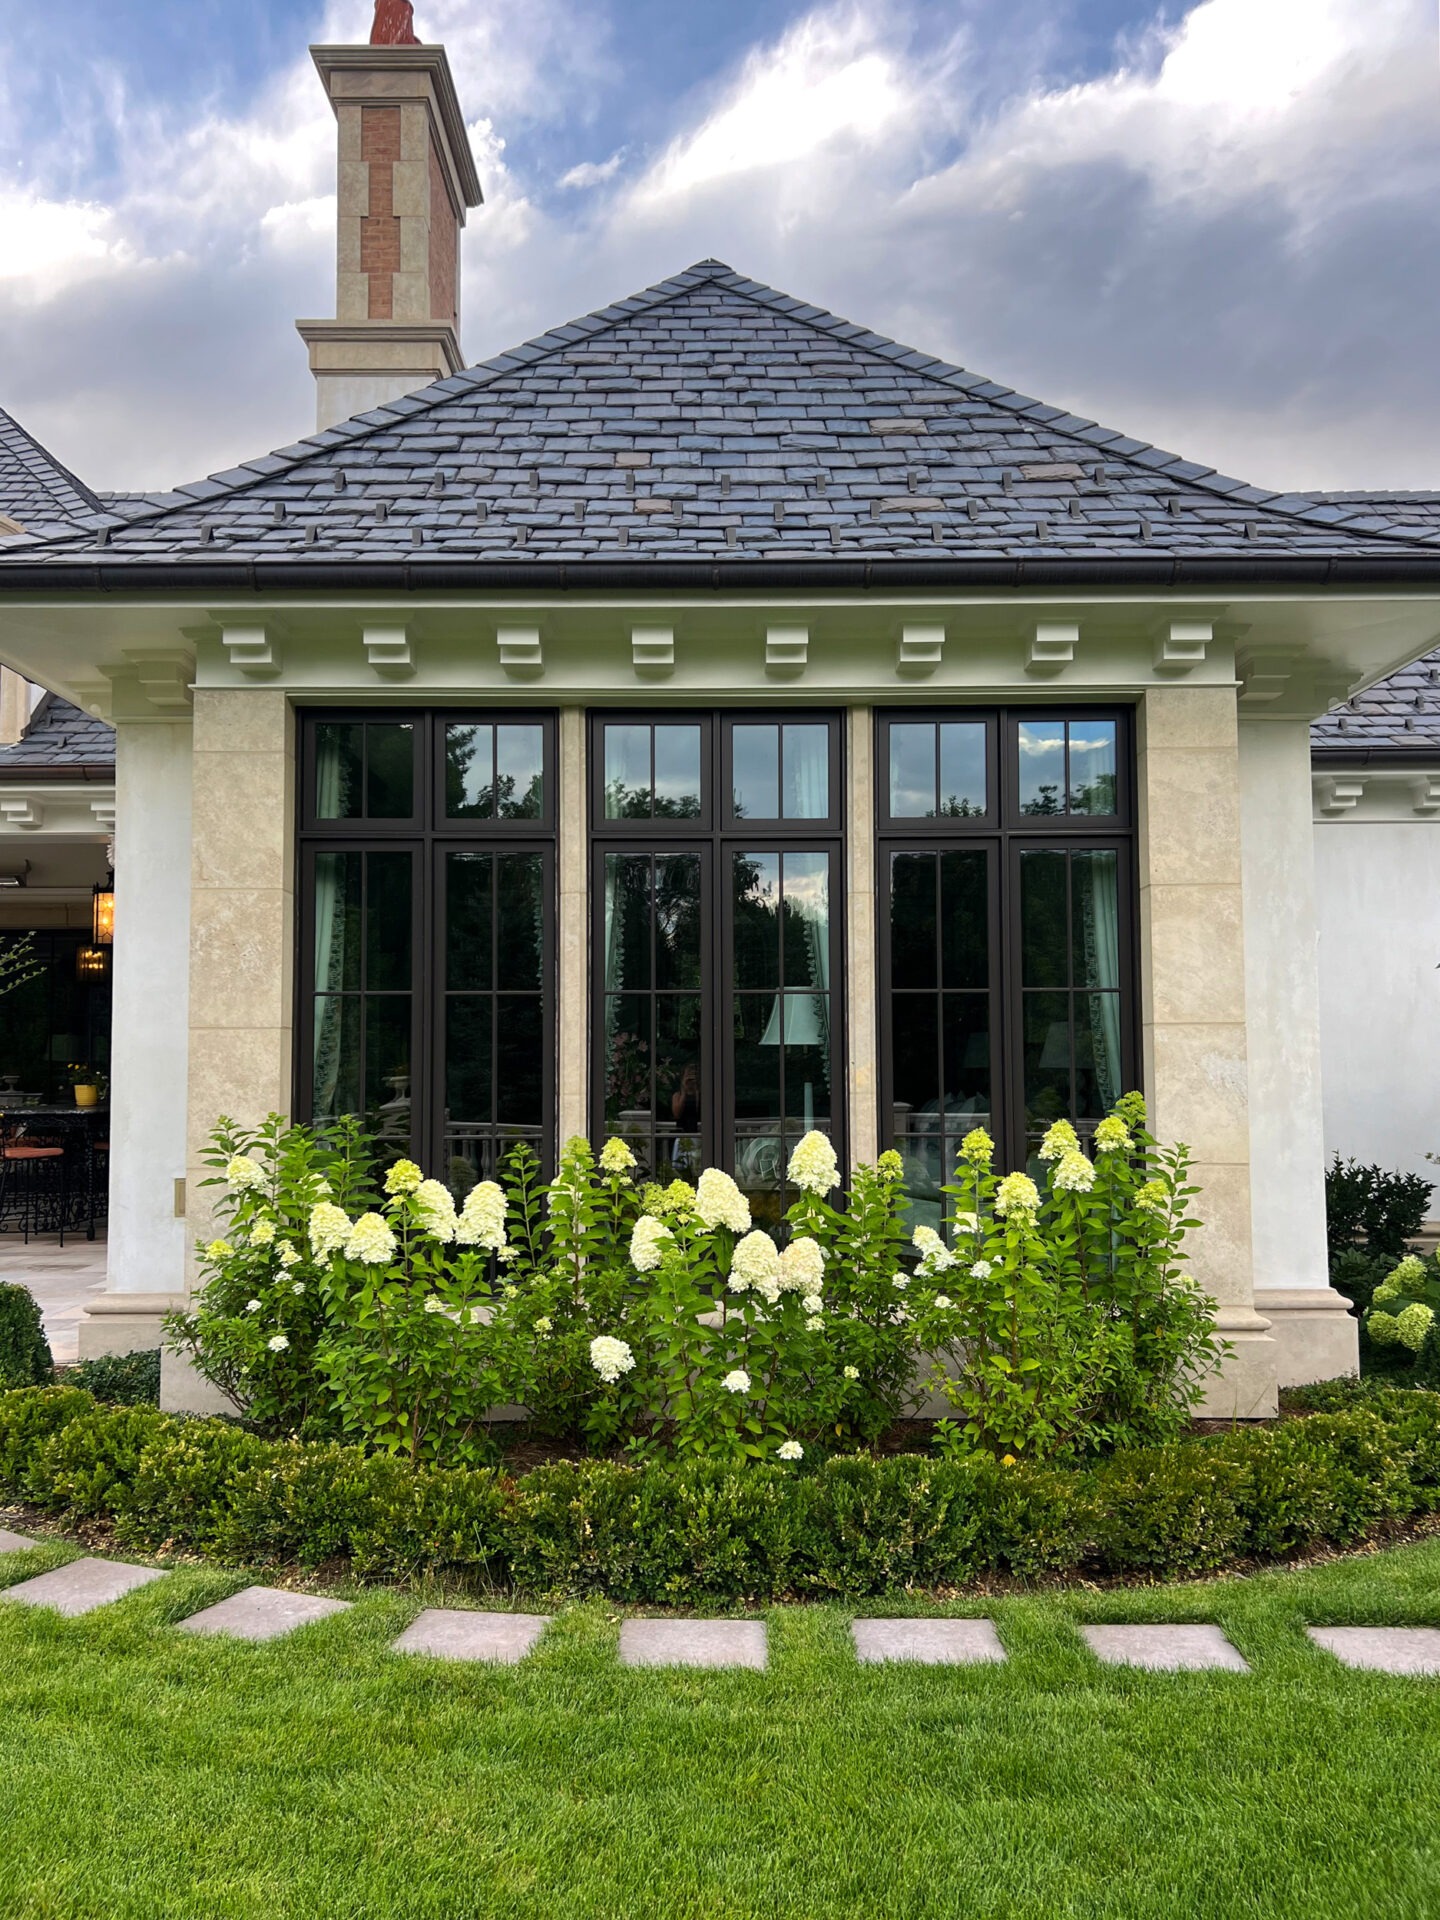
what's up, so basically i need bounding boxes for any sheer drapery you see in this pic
[311,737,346,1116]
[1077,850,1122,1110]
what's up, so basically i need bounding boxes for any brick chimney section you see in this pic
[296,16,483,430]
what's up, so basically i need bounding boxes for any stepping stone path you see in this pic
[0,1529,36,1553]
[1,1557,166,1618]
[178,1585,351,1643]
[620,1618,768,1670]
[853,1618,1006,1665]
[1308,1627,1440,1675]
[392,1609,551,1665]
[1082,1624,1248,1673]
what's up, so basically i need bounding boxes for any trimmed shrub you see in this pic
[5,1384,1440,1600]
[0,1284,52,1390]
[1326,1156,1433,1261]
[64,1349,161,1406]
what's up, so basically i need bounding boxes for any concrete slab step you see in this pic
[1,1557,166,1617]
[853,1618,1006,1665]
[620,1618,767,1670]
[0,1529,37,1554]
[177,1585,352,1643]
[391,1609,551,1664]
[1308,1626,1440,1675]
[1081,1624,1249,1672]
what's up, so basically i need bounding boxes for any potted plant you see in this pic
[68,1064,107,1109]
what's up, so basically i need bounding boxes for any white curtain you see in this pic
[1080,850,1122,1109]
[311,739,347,1115]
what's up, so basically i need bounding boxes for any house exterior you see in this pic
[3,10,1439,1414]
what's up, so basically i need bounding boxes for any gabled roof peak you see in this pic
[0,406,106,536]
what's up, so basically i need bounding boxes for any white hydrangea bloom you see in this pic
[1093,1116,1133,1154]
[344,1212,398,1266]
[631,1214,673,1273]
[413,1178,459,1243]
[777,1440,804,1461]
[277,1242,301,1269]
[1038,1120,1080,1163]
[267,1334,289,1353]
[951,1211,980,1237]
[892,1274,909,1290]
[249,1219,276,1248]
[308,1202,353,1260]
[779,1235,826,1298]
[455,1181,508,1253]
[843,1365,860,1381]
[729,1230,781,1302]
[599,1138,637,1174]
[787,1130,839,1197]
[384,1159,424,1196]
[695,1168,751,1234]
[533,1316,553,1335]
[590,1335,636,1385]
[995,1173,1041,1216]
[423,1296,447,1315]
[969,1260,992,1280]
[1053,1150,1096,1194]
[721,1368,751,1395]
[225,1154,264,1192]
[246,1299,261,1313]
[292,1282,305,1295]
[912,1225,957,1278]
[934,1294,953,1311]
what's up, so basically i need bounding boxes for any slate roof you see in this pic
[4,260,1440,588]
[0,693,114,779]
[0,408,106,538]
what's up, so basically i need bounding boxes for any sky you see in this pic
[0,0,1437,493]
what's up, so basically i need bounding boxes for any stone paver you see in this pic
[0,1233,108,1365]
[1082,1624,1248,1672]
[177,1585,352,1643]
[1308,1627,1440,1676]
[391,1609,552,1664]
[620,1618,768,1670]
[1,1557,165,1617]
[0,1529,37,1554]
[853,1618,1006,1666]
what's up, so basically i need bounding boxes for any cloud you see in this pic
[1,0,1438,493]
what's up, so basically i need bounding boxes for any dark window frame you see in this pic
[295,709,558,1176]
[588,709,847,1191]
[876,705,1138,1174]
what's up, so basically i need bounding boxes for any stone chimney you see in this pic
[297,4,484,431]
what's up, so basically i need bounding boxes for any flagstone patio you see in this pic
[0,1233,106,1364]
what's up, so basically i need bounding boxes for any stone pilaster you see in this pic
[846,706,879,1169]
[557,707,589,1148]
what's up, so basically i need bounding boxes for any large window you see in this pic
[298,712,555,1188]
[591,712,843,1229]
[878,709,1135,1225]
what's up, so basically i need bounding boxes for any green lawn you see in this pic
[3,1535,1440,1919]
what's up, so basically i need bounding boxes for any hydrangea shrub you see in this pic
[1365,1253,1440,1364]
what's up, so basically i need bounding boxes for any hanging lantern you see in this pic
[76,946,107,981]
[92,873,115,947]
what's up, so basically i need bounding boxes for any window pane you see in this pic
[315,724,363,819]
[445,724,494,819]
[1071,850,1120,990]
[446,853,492,993]
[1020,850,1068,989]
[939,724,987,818]
[365,852,412,992]
[604,991,653,1123]
[445,998,492,1134]
[496,854,544,991]
[654,726,702,818]
[1018,722,1066,816]
[733,852,781,991]
[732,991,783,1226]
[1023,991,1072,1132]
[889,723,937,817]
[497,725,545,820]
[781,852,829,991]
[942,995,991,1124]
[312,994,360,1119]
[365,997,412,1141]
[366,724,414,819]
[603,854,654,993]
[655,995,703,1179]
[732,726,779,820]
[890,853,938,991]
[654,855,702,990]
[314,852,362,993]
[604,724,651,818]
[495,994,544,1125]
[782,725,830,819]
[1075,993,1123,1118]
[940,850,988,990]
[1069,721,1117,815]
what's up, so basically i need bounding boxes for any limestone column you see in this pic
[1136,686,1278,1416]
[1238,717,1358,1383]
[557,707,588,1148]
[79,717,194,1358]
[846,706,879,1169]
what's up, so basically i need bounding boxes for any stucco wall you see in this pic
[1316,813,1440,1188]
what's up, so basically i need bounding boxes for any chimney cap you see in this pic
[371,1,421,44]
[309,42,483,208]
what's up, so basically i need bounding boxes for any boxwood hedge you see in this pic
[2,1381,1436,1602]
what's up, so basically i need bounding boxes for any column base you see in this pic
[1197,1306,1279,1419]
[77,1293,184,1361]
[1256,1287,1359,1387]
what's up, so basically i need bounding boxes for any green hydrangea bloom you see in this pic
[1391,1255,1427,1288]
[1367,1310,1401,1346]
[1371,1282,1402,1308]
[1395,1302,1436,1353]
[1114,1091,1148,1130]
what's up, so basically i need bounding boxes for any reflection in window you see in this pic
[602,853,704,1179]
[732,849,834,1228]
[603,722,702,819]
[445,723,544,820]
[887,850,991,1231]
[314,721,415,820]
[311,849,413,1146]
[1017,719,1117,817]
[1020,847,1122,1156]
[443,851,546,1188]
[889,722,987,818]
[732,724,830,820]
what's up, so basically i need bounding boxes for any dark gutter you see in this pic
[0,763,115,783]
[1311,745,1440,768]
[6,552,1440,594]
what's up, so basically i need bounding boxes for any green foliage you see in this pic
[1329,1247,1393,1318]
[0,1283,52,1390]
[1326,1156,1433,1260]
[64,1348,160,1405]
[1360,1250,1440,1385]
[6,1384,1438,1601]
[0,932,43,1002]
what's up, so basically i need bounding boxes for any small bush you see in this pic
[64,1349,161,1406]
[0,1284,52,1390]
[6,1385,1440,1601]
[1326,1157,1433,1261]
